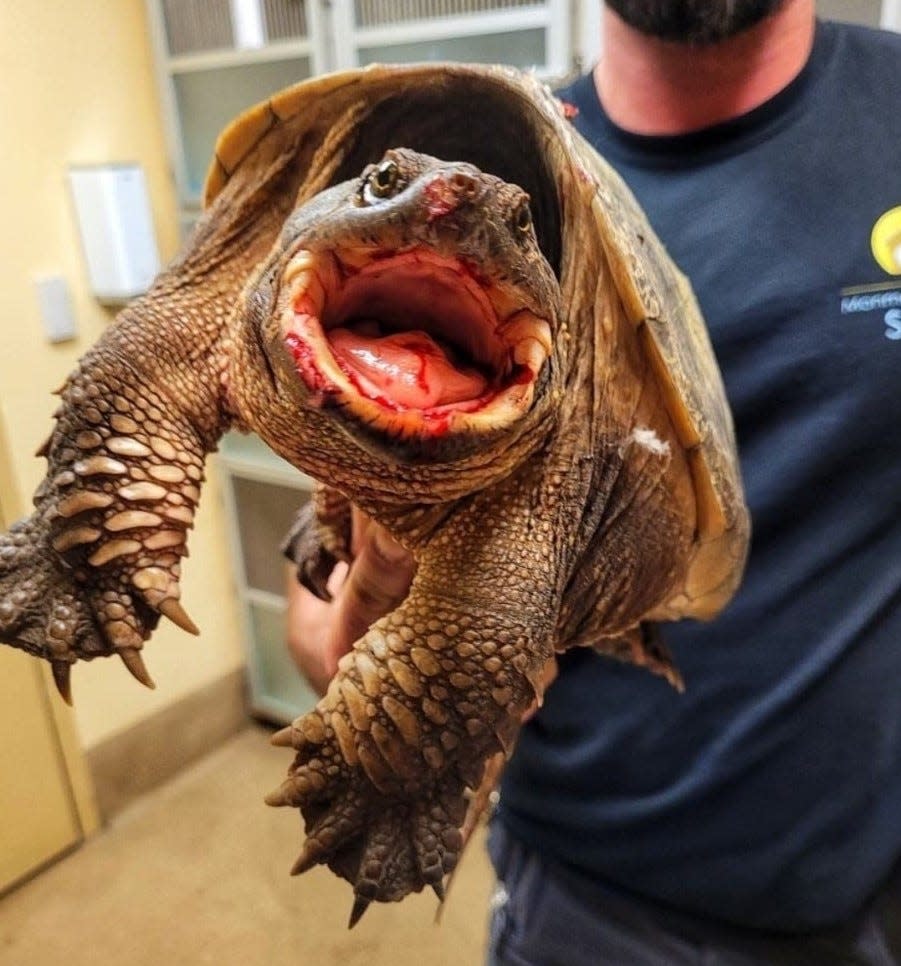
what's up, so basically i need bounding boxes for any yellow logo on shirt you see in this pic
[871,206,901,275]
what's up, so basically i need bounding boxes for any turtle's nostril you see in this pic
[450,172,479,197]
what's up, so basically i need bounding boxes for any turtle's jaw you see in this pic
[279,247,551,446]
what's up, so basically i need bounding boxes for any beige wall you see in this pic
[0,3,245,748]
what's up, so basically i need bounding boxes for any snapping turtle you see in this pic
[0,64,748,923]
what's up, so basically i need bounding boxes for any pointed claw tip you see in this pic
[270,726,295,748]
[51,662,73,705]
[431,879,446,903]
[118,648,156,689]
[159,598,200,636]
[348,895,371,929]
[289,846,321,876]
[264,783,295,808]
[668,669,686,693]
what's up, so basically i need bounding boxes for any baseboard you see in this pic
[87,667,249,822]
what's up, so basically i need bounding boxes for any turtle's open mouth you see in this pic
[279,247,552,437]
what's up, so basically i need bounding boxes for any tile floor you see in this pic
[0,725,495,966]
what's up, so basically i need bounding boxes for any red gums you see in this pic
[292,294,318,316]
[285,330,336,396]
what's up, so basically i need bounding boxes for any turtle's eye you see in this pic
[362,159,402,204]
[513,199,533,237]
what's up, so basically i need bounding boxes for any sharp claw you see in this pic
[667,667,686,693]
[289,841,324,876]
[159,598,200,636]
[270,726,295,748]
[348,894,371,929]
[35,433,53,458]
[51,661,73,705]
[431,879,446,902]
[118,648,156,689]
[264,780,298,808]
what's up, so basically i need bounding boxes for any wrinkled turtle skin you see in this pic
[0,64,749,925]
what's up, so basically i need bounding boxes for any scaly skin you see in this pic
[271,460,568,923]
[0,124,729,926]
[0,126,312,694]
[243,153,700,920]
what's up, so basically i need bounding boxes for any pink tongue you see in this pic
[329,327,488,408]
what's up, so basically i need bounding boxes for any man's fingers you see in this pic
[285,561,349,696]
[325,525,416,676]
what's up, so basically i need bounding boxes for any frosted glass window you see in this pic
[358,28,545,68]
[355,0,537,27]
[232,478,309,596]
[816,0,881,25]
[174,58,311,199]
[262,0,309,41]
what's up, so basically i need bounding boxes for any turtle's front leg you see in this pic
[0,309,228,699]
[266,564,553,924]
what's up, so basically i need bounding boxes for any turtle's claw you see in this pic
[348,895,372,929]
[51,661,73,705]
[159,597,200,636]
[119,647,156,689]
[269,720,469,917]
[347,896,372,929]
[0,517,162,689]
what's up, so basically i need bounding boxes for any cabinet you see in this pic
[218,432,318,723]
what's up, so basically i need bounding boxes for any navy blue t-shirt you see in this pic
[498,20,901,931]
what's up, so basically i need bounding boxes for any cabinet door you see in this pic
[0,425,83,892]
[0,494,84,892]
[0,650,83,891]
[218,432,319,723]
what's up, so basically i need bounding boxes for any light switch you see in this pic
[34,275,78,343]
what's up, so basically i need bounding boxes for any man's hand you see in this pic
[285,511,416,695]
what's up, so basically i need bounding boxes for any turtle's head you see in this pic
[251,149,561,466]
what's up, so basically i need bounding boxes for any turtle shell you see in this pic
[203,63,749,623]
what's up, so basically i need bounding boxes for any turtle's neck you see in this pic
[594,0,816,136]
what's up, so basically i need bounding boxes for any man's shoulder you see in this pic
[826,18,901,65]
[828,17,901,46]
[823,20,901,118]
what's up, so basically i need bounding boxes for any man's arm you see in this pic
[285,513,416,695]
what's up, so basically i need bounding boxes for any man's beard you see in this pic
[605,0,786,44]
